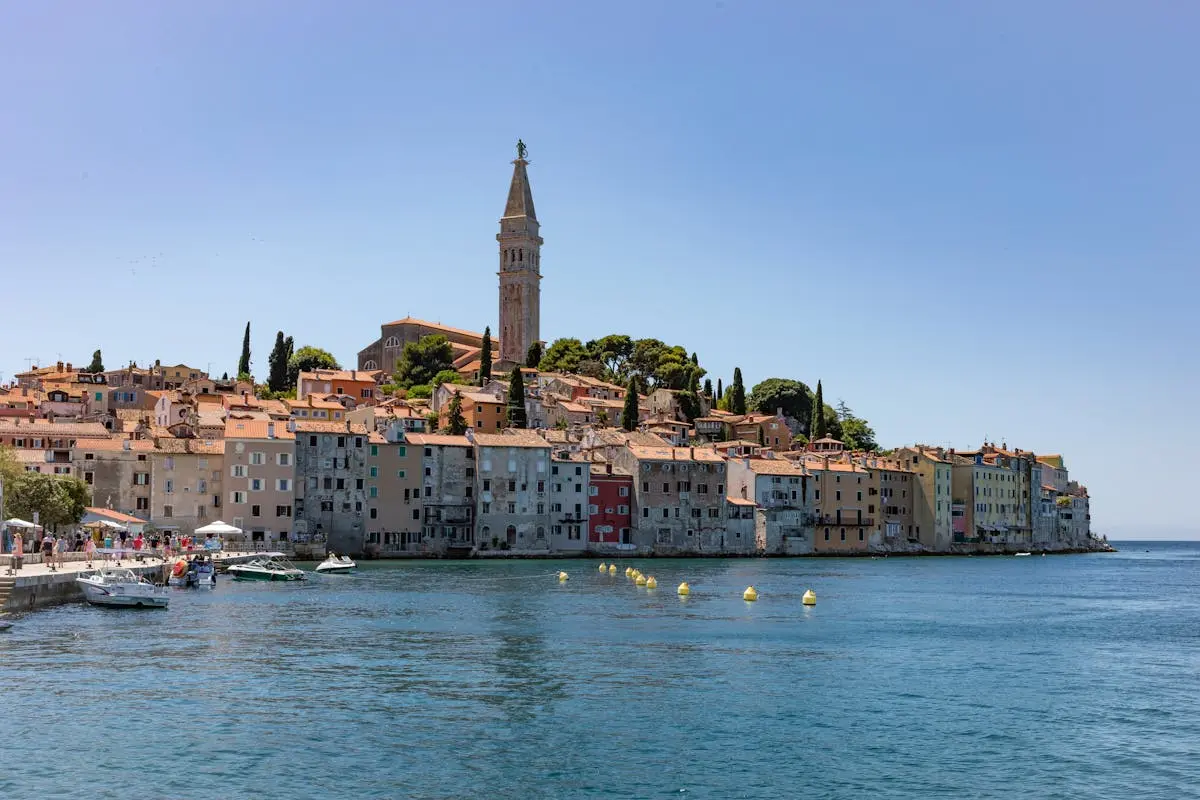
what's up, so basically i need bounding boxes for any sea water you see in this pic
[2,542,1197,799]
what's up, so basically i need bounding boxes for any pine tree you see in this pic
[811,380,827,440]
[620,377,639,431]
[730,367,747,415]
[526,341,544,369]
[507,369,528,428]
[237,322,251,378]
[86,349,104,373]
[480,326,493,383]
[446,390,468,435]
[267,331,290,393]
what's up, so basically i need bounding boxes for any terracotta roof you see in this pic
[473,431,550,449]
[726,496,757,506]
[743,458,809,476]
[589,463,632,477]
[298,369,382,384]
[405,433,472,447]
[707,440,762,450]
[153,438,225,455]
[223,419,296,440]
[626,445,725,463]
[290,421,369,434]
[73,437,155,452]
[382,317,484,340]
[283,397,346,411]
[0,420,110,437]
[84,508,150,524]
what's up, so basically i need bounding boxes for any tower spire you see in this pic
[504,142,537,221]
[497,140,543,368]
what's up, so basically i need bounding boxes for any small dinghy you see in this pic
[315,554,356,574]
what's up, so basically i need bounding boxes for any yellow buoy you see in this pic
[598,562,607,572]
[743,586,758,602]
[646,576,657,589]
[677,581,691,596]
[558,571,569,582]
[635,573,647,586]
[608,564,617,574]
[625,566,633,577]
[802,589,816,606]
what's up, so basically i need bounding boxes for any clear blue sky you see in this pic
[1,2,1196,538]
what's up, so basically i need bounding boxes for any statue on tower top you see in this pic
[516,139,527,160]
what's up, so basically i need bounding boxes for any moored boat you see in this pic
[168,555,217,588]
[315,554,356,574]
[226,558,306,582]
[1014,552,1032,557]
[77,568,170,608]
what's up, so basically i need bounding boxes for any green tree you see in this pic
[596,409,610,428]
[836,401,878,451]
[432,369,467,388]
[86,349,104,373]
[445,390,468,436]
[678,372,702,423]
[586,335,634,380]
[730,367,747,415]
[507,369,528,428]
[266,331,291,393]
[748,378,813,432]
[5,472,90,531]
[703,378,713,399]
[394,335,455,389]
[480,326,493,383]
[620,377,639,431]
[406,385,433,399]
[811,380,827,440]
[526,341,544,369]
[716,378,723,402]
[286,345,338,389]
[237,321,251,378]
[538,338,589,373]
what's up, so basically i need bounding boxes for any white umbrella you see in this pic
[3,518,41,529]
[194,521,242,535]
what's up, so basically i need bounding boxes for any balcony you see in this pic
[815,515,873,527]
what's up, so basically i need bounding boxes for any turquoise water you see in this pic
[2,543,1198,799]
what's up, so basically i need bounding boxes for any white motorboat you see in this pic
[167,556,217,588]
[76,568,169,608]
[315,554,356,574]
[226,557,306,582]
[1014,552,1033,557]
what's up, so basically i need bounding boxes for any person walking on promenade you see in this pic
[8,532,21,575]
[103,531,114,564]
[42,532,55,571]
[54,534,66,570]
[84,534,96,568]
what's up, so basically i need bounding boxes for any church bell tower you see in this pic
[497,140,542,368]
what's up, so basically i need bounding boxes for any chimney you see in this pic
[66,362,73,372]
[56,360,64,372]
[606,463,612,475]
[267,422,276,439]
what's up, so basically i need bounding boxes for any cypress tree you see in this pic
[730,367,747,415]
[690,352,699,365]
[703,378,713,399]
[758,425,766,446]
[86,349,104,373]
[811,380,827,439]
[716,378,723,402]
[620,377,639,431]
[507,369,528,428]
[480,326,493,383]
[526,341,544,369]
[446,390,468,435]
[237,322,251,378]
[267,331,289,393]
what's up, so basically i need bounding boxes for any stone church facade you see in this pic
[357,143,542,377]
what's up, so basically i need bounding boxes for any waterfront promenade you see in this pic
[0,550,275,612]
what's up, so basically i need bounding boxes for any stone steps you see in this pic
[0,576,16,612]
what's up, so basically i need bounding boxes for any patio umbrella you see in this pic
[194,521,242,536]
[3,518,41,529]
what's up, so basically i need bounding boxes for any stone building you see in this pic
[610,444,727,553]
[71,437,155,520]
[149,437,225,538]
[223,419,296,550]
[474,430,551,550]
[407,433,475,553]
[364,428,424,554]
[550,451,589,553]
[293,421,370,555]
[726,456,815,554]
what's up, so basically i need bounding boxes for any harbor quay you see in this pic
[0,551,273,612]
